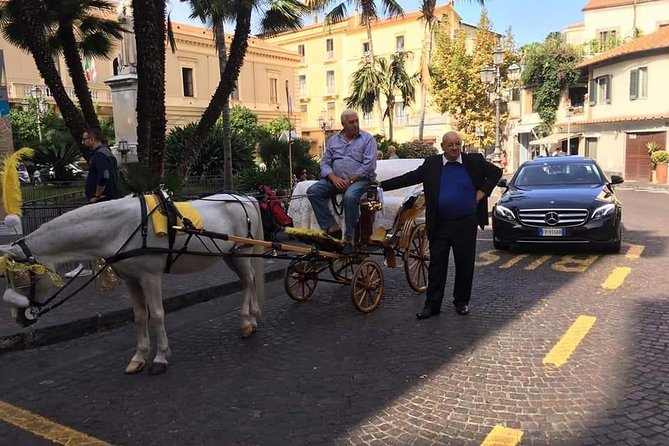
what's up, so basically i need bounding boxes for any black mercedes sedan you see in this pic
[492,156,623,253]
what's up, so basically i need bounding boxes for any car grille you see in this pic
[517,208,589,227]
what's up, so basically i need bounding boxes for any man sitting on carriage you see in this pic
[307,109,378,255]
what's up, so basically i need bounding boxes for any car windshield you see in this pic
[514,163,603,186]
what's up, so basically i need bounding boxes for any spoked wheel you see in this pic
[351,259,384,313]
[329,256,357,283]
[284,260,318,302]
[403,223,430,293]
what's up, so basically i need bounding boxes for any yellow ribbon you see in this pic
[0,255,64,287]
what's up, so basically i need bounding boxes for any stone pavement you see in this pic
[0,258,287,352]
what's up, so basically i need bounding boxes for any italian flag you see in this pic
[83,55,97,82]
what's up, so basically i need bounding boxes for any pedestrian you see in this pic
[377,150,384,160]
[387,145,399,159]
[32,169,41,184]
[380,131,502,318]
[65,128,120,278]
[307,109,377,255]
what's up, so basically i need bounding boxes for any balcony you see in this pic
[324,50,335,62]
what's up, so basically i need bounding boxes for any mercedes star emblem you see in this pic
[545,212,560,226]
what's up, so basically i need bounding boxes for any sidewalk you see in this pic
[0,259,287,352]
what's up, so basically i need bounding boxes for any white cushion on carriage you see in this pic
[288,158,424,234]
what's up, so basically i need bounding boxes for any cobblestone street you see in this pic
[0,189,667,445]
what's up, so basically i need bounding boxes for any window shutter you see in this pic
[589,79,597,105]
[605,75,612,104]
[629,69,638,100]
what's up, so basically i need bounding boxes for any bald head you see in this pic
[441,131,463,162]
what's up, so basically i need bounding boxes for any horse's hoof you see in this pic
[240,325,254,338]
[124,360,145,374]
[148,362,168,375]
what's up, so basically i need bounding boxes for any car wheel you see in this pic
[493,239,509,250]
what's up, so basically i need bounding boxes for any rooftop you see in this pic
[577,25,669,67]
[582,0,659,11]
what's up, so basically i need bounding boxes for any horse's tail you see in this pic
[251,197,265,312]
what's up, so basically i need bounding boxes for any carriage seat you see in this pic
[144,194,204,236]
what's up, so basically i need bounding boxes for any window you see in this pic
[362,42,370,57]
[598,29,617,49]
[297,44,305,63]
[395,102,407,125]
[298,75,307,97]
[231,81,239,101]
[589,75,611,105]
[396,36,405,52]
[363,111,373,126]
[568,85,587,107]
[531,90,538,113]
[269,77,278,103]
[326,70,335,94]
[629,67,648,100]
[182,67,194,97]
[327,101,335,114]
[300,104,308,113]
[511,87,520,102]
[325,38,334,60]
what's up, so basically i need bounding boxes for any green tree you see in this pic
[521,34,580,134]
[346,52,416,141]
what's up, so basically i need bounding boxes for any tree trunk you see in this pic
[132,0,166,175]
[365,21,385,137]
[418,21,434,141]
[215,20,233,190]
[387,100,394,142]
[181,5,252,177]
[58,21,101,131]
[20,0,86,147]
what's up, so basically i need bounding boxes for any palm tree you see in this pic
[183,0,235,188]
[417,0,486,140]
[180,0,309,178]
[0,0,124,132]
[346,52,416,141]
[0,0,87,145]
[317,0,404,136]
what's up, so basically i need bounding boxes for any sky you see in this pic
[167,0,587,46]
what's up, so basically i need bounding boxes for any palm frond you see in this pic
[167,13,177,53]
[258,0,308,37]
[323,3,347,26]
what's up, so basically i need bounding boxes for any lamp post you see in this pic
[117,139,130,163]
[30,86,47,142]
[566,105,574,155]
[479,48,521,166]
[318,115,335,156]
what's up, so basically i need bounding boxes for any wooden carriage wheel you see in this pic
[284,260,318,302]
[329,256,357,283]
[403,223,430,293]
[351,259,384,313]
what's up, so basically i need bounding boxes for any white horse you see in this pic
[0,193,265,375]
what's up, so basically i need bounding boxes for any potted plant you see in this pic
[647,141,663,182]
[651,150,669,184]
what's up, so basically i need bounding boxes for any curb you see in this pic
[0,268,286,353]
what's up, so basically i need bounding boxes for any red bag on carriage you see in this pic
[259,185,293,227]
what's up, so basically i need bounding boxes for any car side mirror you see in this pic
[496,178,508,188]
[609,175,624,185]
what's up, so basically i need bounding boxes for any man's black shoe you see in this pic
[416,307,440,320]
[456,305,469,316]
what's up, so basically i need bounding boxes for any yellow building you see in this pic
[264,3,471,155]
[0,14,300,156]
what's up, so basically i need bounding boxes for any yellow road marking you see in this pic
[0,400,112,446]
[499,254,528,269]
[551,255,599,273]
[543,315,597,367]
[601,267,631,290]
[625,244,644,260]
[524,255,551,270]
[481,425,523,446]
[476,250,501,267]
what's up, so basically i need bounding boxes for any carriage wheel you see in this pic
[284,260,318,302]
[403,223,430,293]
[351,259,384,313]
[329,256,357,283]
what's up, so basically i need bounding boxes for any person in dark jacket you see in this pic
[380,131,502,318]
[82,128,119,203]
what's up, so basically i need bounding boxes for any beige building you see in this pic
[0,15,300,153]
[264,4,471,155]
[512,0,669,181]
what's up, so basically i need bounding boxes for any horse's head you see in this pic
[0,244,62,327]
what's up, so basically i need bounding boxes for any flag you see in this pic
[83,55,97,82]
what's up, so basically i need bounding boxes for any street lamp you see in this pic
[565,105,574,154]
[479,48,521,165]
[318,115,335,156]
[30,85,47,142]
[117,139,129,163]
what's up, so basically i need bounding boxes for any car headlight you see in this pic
[494,205,516,221]
[591,203,616,220]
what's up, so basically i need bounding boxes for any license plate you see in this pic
[539,227,564,236]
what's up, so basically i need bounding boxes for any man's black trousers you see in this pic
[424,213,478,311]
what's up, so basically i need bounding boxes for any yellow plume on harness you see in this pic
[1,147,35,216]
[0,255,65,287]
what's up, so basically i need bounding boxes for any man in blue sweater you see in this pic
[82,128,119,203]
[380,131,502,318]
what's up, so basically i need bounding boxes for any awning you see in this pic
[529,132,582,146]
[513,122,540,134]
